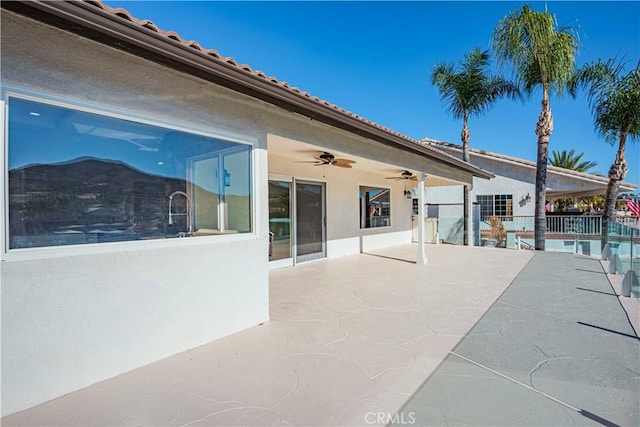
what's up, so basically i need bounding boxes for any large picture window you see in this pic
[477,194,513,219]
[360,186,390,228]
[7,96,252,249]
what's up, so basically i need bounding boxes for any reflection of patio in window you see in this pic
[268,181,291,261]
[360,186,391,228]
[7,96,252,249]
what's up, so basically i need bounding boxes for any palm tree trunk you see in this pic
[534,97,553,251]
[601,133,628,248]
[461,115,470,245]
[461,116,471,163]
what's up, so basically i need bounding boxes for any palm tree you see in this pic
[549,149,598,173]
[492,4,579,251]
[431,48,520,245]
[570,58,640,247]
[549,149,599,212]
[431,48,520,162]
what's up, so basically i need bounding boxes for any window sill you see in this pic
[1,231,257,262]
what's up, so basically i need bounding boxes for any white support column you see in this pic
[467,185,474,246]
[417,172,428,265]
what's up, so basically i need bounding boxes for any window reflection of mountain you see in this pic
[8,157,190,247]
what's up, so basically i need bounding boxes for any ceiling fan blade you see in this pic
[334,158,356,164]
[410,176,418,181]
[333,162,353,168]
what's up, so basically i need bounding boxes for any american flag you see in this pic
[627,197,640,216]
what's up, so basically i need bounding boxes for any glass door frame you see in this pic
[268,176,294,269]
[293,178,327,264]
[267,178,295,268]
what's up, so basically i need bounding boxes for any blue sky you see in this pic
[105,1,640,188]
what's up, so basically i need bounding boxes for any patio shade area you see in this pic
[1,244,532,426]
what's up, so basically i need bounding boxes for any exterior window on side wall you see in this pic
[6,96,252,249]
[476,194,513,220]
[494,194,513,219]
[360,186,391,228]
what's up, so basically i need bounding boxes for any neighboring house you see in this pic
[422,139,637,246]
[0,1,493,416]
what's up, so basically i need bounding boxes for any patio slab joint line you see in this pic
[448,351,621,427]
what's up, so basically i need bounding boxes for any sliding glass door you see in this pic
[295,181,326,263]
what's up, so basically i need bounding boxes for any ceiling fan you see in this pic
[312,152,356,168]
[386,170,418,181]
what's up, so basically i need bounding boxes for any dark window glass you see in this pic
[8,97,252,249]
[477,195,494,218]
[494,194,513,218]
[477,194,513,219]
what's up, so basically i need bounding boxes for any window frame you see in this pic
[1,89,258,261]
[477,194,513,220]
[359,185,392,229]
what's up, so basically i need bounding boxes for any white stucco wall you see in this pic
[1,240,268,416]
[425,152,536,244]
[1,10,474,415]
[428,147,619,216]
[426,155,536,218]
[0,11,276,416]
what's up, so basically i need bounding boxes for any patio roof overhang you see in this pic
[546,186,632,201]
[267,136,471,187]
[2,0,494,183]
[426,139,637,197]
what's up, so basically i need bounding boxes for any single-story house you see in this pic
[422,139,637,246]
[0,0,493,416]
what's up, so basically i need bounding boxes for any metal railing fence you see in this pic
[480,214,638,236]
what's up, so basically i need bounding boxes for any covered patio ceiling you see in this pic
[267,135,470,188]
[547,182,637,201]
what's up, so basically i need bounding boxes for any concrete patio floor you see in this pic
[395,252,640,426]
[2,244,533,426]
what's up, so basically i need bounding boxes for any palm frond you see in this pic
[429,47,520,131]
[572,59,640,145]
[492,4,578,96]
[549,149,597,172]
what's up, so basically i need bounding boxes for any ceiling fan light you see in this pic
[319,152,335,163]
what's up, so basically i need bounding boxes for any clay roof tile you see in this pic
[79,0,485,172]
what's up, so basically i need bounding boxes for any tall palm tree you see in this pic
[492,4,579,251]
[570,58,640,247]
[431,48,520,162]
[431,48,520,245]
[549,149,598,173]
